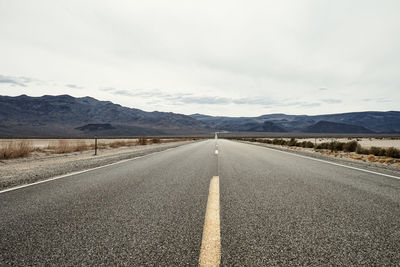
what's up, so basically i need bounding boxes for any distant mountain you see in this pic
[1,94,399,136]
[303,121,374,134]
[0,95,208,137]
[191,111,400,134]
[311,112,400,133]
[75,123,115,131]
[262,121,287,132]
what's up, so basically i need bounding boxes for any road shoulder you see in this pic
[0,141,195,190]
[237,140,400,178]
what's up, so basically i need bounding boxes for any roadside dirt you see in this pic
[241,141,400,178]
[0,141,193,190]
[300,137,400,149]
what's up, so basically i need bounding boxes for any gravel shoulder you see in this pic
[239,141,400,178]
[0,141,194,190]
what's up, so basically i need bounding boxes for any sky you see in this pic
[0,0,399,117]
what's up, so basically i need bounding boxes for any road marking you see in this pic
[214,150,219,155]
[0,145,188,194]
[250,143,400,180]
[199,176,220,267]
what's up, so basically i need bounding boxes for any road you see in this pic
[1,139,399,266]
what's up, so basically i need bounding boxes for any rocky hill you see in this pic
[191,111,400,134]
[1,94,399,136]
[0,95,208,137]
[303,121,374,134]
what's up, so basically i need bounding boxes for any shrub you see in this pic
[369,146,386,156]
[259,139,273,144]
[343,141,358,152]
[137,136,147,145]
[356,144,370,155]
[315,142,331,150]
[386,147,400,158]
[334,142,345,151]
[288,138,298,147]
[261,139,272,144]
[298,141,306,148]
[151,138,161,144]
[304,141,315,148]
[0,140,33,159]
[272,138,287,146]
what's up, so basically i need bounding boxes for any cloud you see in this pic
[105,87,321,109]
[110,88,230,104]
[0,75,28,87]
[99,87,116,92]
[363,98,391,103]
[113,89,134,97]
[1,1,399,116]
[300,103,321,108]
[232,98,277,106]
[321,98,342,104]
[174,96,231,105]
[65,84,82,89]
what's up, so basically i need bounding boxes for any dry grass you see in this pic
[48,140,90,153]
[385,158,394,164]
[350,154,364,160]
[367,154,376,162]
[53,140,70,153]
[150,137,161,144]
[137,137,147,145]
[0,137,195,159]
[108,140,136,148]
[75,140,89,151]
[0,140,34,159]
[242,137,400,166]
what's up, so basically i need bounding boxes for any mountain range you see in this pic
[0,94,399,137]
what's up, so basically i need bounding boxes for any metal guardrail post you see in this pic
[94,136,98,156]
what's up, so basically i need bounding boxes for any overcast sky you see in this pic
[0,0,399,116]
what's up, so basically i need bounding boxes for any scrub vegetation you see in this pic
[0,140,34,159]
[238,138,400,160]
[0,137,197,160]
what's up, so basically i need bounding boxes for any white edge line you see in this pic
[244,142,400,180]
[0,145,184,194]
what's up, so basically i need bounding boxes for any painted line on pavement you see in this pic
[199,176,221,267]
[0,145,185,194]
[256,144,400,180]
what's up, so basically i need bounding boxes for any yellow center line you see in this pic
[199,176,221,267]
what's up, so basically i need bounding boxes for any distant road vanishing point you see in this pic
[1,139,399,266]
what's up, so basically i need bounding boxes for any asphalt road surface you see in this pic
[1,139,399,266]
